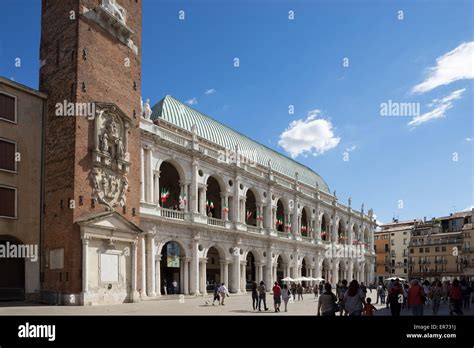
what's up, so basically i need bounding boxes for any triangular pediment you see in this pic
[75,211,142,234]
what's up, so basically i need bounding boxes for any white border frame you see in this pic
[0,184,17,219]
[0,137,18,173]
[0,91,18,124]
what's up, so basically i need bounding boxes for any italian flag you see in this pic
[223,204,229,213]
[246,210,253,220]
[160,188,170,203]
[179,193,187,209]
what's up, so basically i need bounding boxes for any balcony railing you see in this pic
[247,225,259,233]
[159,208,185,220]
[207,217,226,227]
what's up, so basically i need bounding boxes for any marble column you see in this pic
[140,147,145,201]
[240,261,247,292]
[146,233,156,297]
[183,258,190,295]
[190,160,198,213]
[153,170,160,205]
[131,241,139,301]
[189,239,200,295]
[199,258,207,294]
[140,235,146,296]
[82,237,89,293]
[155,254,161,296]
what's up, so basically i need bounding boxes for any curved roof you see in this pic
[151,95,330,193]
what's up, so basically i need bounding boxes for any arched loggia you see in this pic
[159,161,181,209]
[205,176,222,219]
[245,189,257,226]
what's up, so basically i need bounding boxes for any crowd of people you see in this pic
[206,277,473,315]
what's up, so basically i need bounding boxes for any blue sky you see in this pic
[1,0,473,224]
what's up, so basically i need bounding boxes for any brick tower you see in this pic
[39,0,143,305]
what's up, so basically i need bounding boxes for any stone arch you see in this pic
[275,198,287,232]
[244,188,260,226]
[158,160,184,209]
[337,218,347,244]
[205,175,225,219]
[320,212,331,241]
[352,222,361,244]
[300,206,311,236]
[157,239,187,295]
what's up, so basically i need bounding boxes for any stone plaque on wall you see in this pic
[49,248,64,270]
[100,253,119,282]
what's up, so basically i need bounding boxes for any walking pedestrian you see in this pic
[337,279,348,316]
[218,283,229,305]
[282,284,290,312]
[258,281,269,311]
[291,282,297,301]
[430,280,443,315]
[460,278,471,310]
[343,280,366,316]
[318,282,337,316]
[251,281,258,310]
[364,297,377,316]
[388,278,403,316]
[272,282,282,312]
[449,279,463,315]
[408,279,425,316]
[212,281,220,305]
[297,283,303,301]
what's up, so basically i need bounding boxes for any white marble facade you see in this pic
[138,118,376,296]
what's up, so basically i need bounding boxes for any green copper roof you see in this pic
[151,95,330,193]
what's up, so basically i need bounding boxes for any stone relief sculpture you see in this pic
[101,0,126,25]
[143,98,152,119]
[91,104,131,210]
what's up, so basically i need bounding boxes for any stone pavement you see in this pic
[0,290,472,316]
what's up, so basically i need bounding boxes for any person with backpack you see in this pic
[408,279,425,316]
[388,278,403,316]
[318,282,337,316]
[297,283,304,301]
[251,281,259,310]
[258,281,269,311]
[343,280,366,316]
[337,279,348,316]
[449,279,463,315]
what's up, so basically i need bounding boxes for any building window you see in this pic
[410,248,414,254]
[425,247,429,252]
[0,185,17,218]
[404,269,407,273]
[0,92,16,123]
[385,266,389,272]
[384,244,389,252]
[0,138,17,172]
[419,248,423,253]
[391,269,395,274]
[403,238,407,245]
[442,246,446,252]
[391,240,395,246]
[435,247,440,252]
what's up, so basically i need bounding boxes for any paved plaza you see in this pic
[0,290,472,316]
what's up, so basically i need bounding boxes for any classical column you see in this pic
[183,258,190,295]
[232,177,240,224]
[153,170,160,205]
[223,260,229,286]
[258,263,264,282]
[179,180,188,212]
[240,261,247,292]
[155,254,161,296]
[140,147,145,201]
[273,265,277,283]
[82,237,89,294]
[256,204,263,228]
[332,260,339,286]
[231,250,241,293]
[199,258,207,294]
[292,206,298,235]
[140,235,146,296]
[131,241,139,301]
[221,194,229,221]
[146,148,154,203]
[190,160,198,213]
[146,233,156,297]
[297,214,302,235]
[189,238,200,295]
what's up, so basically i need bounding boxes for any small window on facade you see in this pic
[419,248,423,253]
[0,139,16,172]
[0,92,16,122]
[442,246,446,252]
[425,248,429,252]
[0,185,16,218]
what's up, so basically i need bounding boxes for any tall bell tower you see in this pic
[39,0,143,305]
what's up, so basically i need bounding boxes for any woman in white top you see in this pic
[281,284,291,312]
[218,283,229,305]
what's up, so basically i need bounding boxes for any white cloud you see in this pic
[205,88,216,95]
[186,97,198,105]
[466,137,473,142]
[464,205,474,211]
[408,88,465,127]
[278,111,340,158]
[412,41,474,94]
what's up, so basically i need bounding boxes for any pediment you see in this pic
[75,211,142,234]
